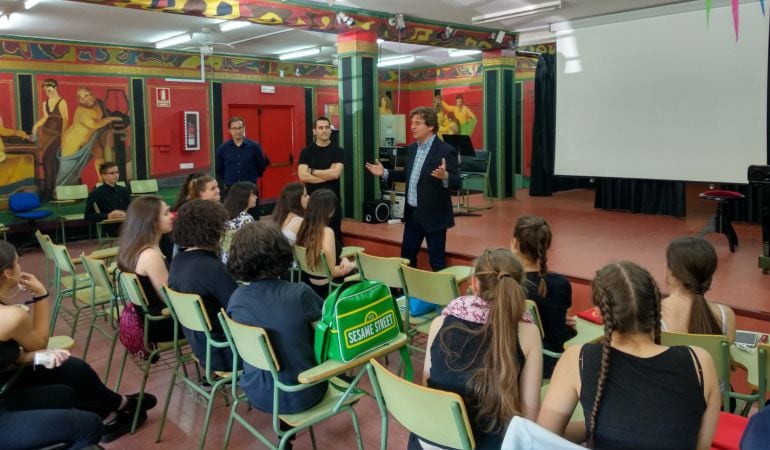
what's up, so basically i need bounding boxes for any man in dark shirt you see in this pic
[85,161,131,238]
[298,116,344,244]
[215,116,268,198]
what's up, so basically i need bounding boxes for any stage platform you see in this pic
[342,187,770,332]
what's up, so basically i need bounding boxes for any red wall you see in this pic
[0,73,16,128]
[220,83,306,200]
[146,80,211,178]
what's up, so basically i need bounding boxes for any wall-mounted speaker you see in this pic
[362,200,390,224]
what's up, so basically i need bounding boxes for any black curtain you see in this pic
[594,179,686,217]
[529,54,591,196]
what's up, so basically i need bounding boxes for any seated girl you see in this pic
[661,236,736,343]
[226,221,327,414]
[295,189,355,298]
[538,261,721,449]
[117,195,175,343]
[170,172,207,213]
[271,182,307,245]
[512,215,574,378]
[415,248,543,450]
[0,241,156,447]
[169,200,237,372]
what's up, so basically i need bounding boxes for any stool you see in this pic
[698,190,745,252]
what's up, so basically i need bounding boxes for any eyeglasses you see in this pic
[104,171,119,175]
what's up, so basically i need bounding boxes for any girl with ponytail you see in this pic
[661,237,736,343]
[512,215,574,378]
[537,261,720,449]
[412,248,542,450]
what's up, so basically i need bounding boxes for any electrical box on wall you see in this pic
[183,111,200,151]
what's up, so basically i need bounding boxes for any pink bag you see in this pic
[119,302,150,360]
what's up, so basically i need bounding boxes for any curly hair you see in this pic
[513,215,552,297]
[227,221,293,282]
[587,261,661,447]
[172,200,228,252]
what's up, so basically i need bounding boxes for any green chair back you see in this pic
[525,300,545,339]
[118,271,150,309]
[34,230,54,260]
[368,358,475,450]
[80,254,115,295]
[130,179,159,195]
[294,244,333,280]
[162,286,212,333]
[219,310,280,373]
[356,252,409,289]
[399,264,459,307]
[758,343,769,410]
[54,184,88,201]
[49,242,78,275]
[660,331,731,409]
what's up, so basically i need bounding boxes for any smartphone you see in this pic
[735,330,758,347]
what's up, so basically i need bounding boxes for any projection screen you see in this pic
[554,2,768,184]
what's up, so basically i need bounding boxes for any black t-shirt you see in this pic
[298,142,344,196]
[168,249,237,371]
[523,272,573,378]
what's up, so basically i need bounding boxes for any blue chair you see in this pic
[9,191,52,253]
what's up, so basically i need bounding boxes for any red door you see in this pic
[229,105,296,201]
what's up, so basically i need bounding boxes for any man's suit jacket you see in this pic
[390,136,461,232]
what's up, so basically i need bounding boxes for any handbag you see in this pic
[118,302,151,360]
[314,280,401,363]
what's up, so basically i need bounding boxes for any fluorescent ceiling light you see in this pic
[219,20,250,32]
[24,0,43,9]
[278,47,321,60]
[448,49,481,58]
[377,55,415,68]
[472,0,561,25]
[155,33,193,49]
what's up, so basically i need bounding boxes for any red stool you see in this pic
[699,190,745,252]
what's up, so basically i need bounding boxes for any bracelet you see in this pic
[25,291,50,305]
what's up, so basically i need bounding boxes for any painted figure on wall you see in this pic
[31,79,68,198]
[441,94,477,136]
[58,87,121,186]
[434,94,459,138]
[379,95,394,115]
[0,114,36,194]
[0,115,31,163]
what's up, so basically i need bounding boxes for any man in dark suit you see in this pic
[366,107,460,271]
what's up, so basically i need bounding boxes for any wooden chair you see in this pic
[218,310,365,450]
[661,331,733,410]
[79,253,121,382]
[366,358,475,450]
[52,184,88,244]
[157,286,233,450]
[129,179,159,196]
[115,271,180,434]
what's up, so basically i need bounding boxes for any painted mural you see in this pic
[0,74,131,198]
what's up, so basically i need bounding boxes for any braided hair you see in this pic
[666,237,721,335]
[586,261,662,447]
[513,215,552,297]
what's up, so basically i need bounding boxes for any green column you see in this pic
[483,50,518,198]
[336,30,379,220]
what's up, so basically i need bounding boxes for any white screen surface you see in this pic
[555,2,768,184]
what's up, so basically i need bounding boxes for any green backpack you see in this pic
[314,280,401,363]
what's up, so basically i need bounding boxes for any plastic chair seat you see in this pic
[73,285,114,306]
[15,210,52,220]
[279,377,364,427]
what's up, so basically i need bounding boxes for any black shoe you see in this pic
[101,409,147,443]
[121,392,157,413]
